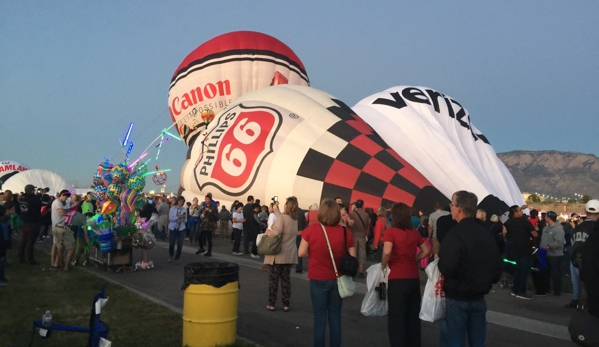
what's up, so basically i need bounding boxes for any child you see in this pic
[0,201,16,285]
[258,205,269,232]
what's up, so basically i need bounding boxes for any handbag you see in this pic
[257,234,282,255]
[339,227,359,277]
[320,224,355,298]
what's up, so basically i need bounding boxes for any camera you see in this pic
[375,282,387,300]
[272,196,278,202]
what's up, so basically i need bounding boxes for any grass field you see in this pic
[0,247,253,347]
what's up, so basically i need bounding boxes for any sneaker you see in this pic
[250,254,260,259]
[195,249,206,255]
[510,292,516,297]
[203,253,212,257]
[82,260,88,266]
[71,260,78,266]
[515,293,532,300]
[534,293,546,297]
[565,300,579,308]
[168,257,172,263]
[233,252,243,256]
[37,238,44,242]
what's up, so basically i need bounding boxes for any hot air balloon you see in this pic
[168,31,310,146]
[352,85,524,211]
[179,85,447,212]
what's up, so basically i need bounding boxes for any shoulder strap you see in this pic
[320,223,340,277]
[355,211,367,229]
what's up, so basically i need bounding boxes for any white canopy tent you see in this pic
[1,169,71,196]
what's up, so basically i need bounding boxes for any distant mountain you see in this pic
[497,150,599,199]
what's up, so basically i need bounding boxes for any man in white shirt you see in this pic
[51,190,76,270]
[429,202,450,259]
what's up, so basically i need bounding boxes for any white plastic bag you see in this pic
[419,258,445,322]
[361,263,389,316]
[256,233,265,247]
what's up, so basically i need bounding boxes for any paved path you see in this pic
[34,236,576,347]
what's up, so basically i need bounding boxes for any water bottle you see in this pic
[42,310,52,328]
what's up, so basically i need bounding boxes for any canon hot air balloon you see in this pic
[168,31,310,146]
[180,85,447,212]
[352,86,524,211]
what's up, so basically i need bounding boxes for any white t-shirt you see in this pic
[232,211,244,230]
[51,199,67,226]
[429,209,450,237]
[267,212,277,229]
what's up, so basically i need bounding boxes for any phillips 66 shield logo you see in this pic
[194,104,282,195]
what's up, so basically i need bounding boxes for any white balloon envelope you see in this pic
[352,86,524,207]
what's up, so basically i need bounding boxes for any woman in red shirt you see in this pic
[298,198,356,347]
[371,206,391,262]
[381,202,430,347]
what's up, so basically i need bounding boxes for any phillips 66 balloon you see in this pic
[168,31,310,146]
[179,85,448,212]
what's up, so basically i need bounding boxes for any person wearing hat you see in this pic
[581,211,599,318]
[51,189,75,270]
[567,199,599,309]
[17,184,43,265]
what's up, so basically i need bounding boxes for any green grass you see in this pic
[0,248,255,347]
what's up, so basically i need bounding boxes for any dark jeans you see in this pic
[199,229,213,254]
[232,228,243,253]
[243,225,251,253]
[310,279,342,347]
[388,278,421,347]
[0,253,6,281]
[532,266,549,294]
[588,285,599,318]
[18,222,40,263]
[168,228,185,260]
[38,224,50,240]
[243,228,258,255]
[445,298,487,347]
[547,255,563,295]
[513,254,532,295]
[296,235,303,271]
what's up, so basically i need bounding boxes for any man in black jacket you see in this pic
[439,190,500,347]
[242,195,255,255]
[17,184,42,265]
[581,215,599,318]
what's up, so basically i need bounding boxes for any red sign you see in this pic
[196,105,281,195]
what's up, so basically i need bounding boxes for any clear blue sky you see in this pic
[1,1,597,192]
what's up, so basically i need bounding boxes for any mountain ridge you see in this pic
[497,150,599,198]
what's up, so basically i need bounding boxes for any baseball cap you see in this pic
[586,199,599,213]
[546,211,557,217]
[59,189,71,197]
[24,184,36,192]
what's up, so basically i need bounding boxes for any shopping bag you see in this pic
[336,275,355,298]
[419,258,445,322]
[361,264,389,316]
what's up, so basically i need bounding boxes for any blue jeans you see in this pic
[310,280,343,347]
[513,255,532,295]
[571,262,580,300]
[445,298,487,347]
[169,228,185,260]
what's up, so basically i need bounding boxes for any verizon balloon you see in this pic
[169,31,310,146]
[180,85,447,211]
[352,86,524,207]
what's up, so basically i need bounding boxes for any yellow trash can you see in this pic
[182,262,239,347]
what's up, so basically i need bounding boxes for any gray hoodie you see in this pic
[540,222,565,257]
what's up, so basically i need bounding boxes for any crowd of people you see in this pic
[2,183,598,347]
